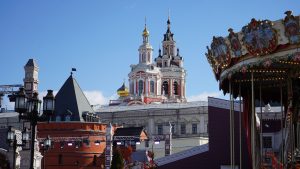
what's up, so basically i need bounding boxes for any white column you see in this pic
[145,78,149,96]
[169,79,173,97]
[181,79,184,99]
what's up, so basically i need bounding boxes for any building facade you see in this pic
[97,101,208,158]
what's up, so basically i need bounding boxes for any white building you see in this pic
[97,101,209,158]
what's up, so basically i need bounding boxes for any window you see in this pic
[164,61,167,67]
[180,124,186,134]
[142,54,145,62]
[150,81,155,94]
[93,155,97,166]
[65,115,71,121]
[263,136,272,148]
[173,81,178,95]
[138,80,144,96]
[171,124,175,134]
[192,124,197,134]
[56,115,61,122]
[58,154,63,165]
[162,81,169,95]
[130,82,134,94]
[158,125,163,135]
[145,140,149,147]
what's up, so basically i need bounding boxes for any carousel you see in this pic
[205,11,300,169]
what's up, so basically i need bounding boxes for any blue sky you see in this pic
[1,0,299,108]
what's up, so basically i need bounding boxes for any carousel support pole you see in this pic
[251,72,256,169]
[287,76,293,166]
[232,82,235,169]
[280,82,284,168]
[259,83,263,166]
[229,81,233,169]
[239,82,242,169]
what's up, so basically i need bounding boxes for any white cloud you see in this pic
[187,91,223,102]
[83,90,109,106]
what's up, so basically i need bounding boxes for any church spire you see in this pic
[142,17,149,43]
[164,14,174,41]
[167,11,171,31]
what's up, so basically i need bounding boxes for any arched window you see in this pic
[162,81,169,95]
[148,52,150,62]
[56,115,61,122]
[138,80,144,96]
[150,81,155,94]
[164,61,167,67]
[142,54,145,62]
[173,81,178,95]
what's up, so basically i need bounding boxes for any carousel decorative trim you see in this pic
[205,11,300,81]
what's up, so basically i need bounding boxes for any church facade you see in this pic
[116,17,186,105]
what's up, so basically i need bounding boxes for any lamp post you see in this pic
[7,126,30,169]
[41,135,52,169]
[14,88,55,169]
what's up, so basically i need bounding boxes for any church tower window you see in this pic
[162,81,169,95]
[150,81,155,94]
[173,81,178,95]
[138,80,144,96]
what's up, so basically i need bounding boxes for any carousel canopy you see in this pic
[205,11,300,100]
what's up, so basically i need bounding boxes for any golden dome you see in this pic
[117,83,129,97]
[142,26,149,37]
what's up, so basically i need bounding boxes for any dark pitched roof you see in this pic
[114,127,144,137]
[117,83,127,92]
[54,75,94,122]
[25,59,38,67]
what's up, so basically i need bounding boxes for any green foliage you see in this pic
[111,148,124,169]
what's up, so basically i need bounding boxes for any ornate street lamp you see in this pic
[43,135,52,150]
[14,88,55,169]
[43,90,55,121]
[7,126,29,169]
[22,128,30,144]
[7,126,15,143]
[41,135,52,169]
[14,88,27,119]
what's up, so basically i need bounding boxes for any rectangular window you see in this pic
[158,125,163,135]
[263,136,272,148]
[180,124,186,134]
[192,124,197,134]
[171,124,175,134]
